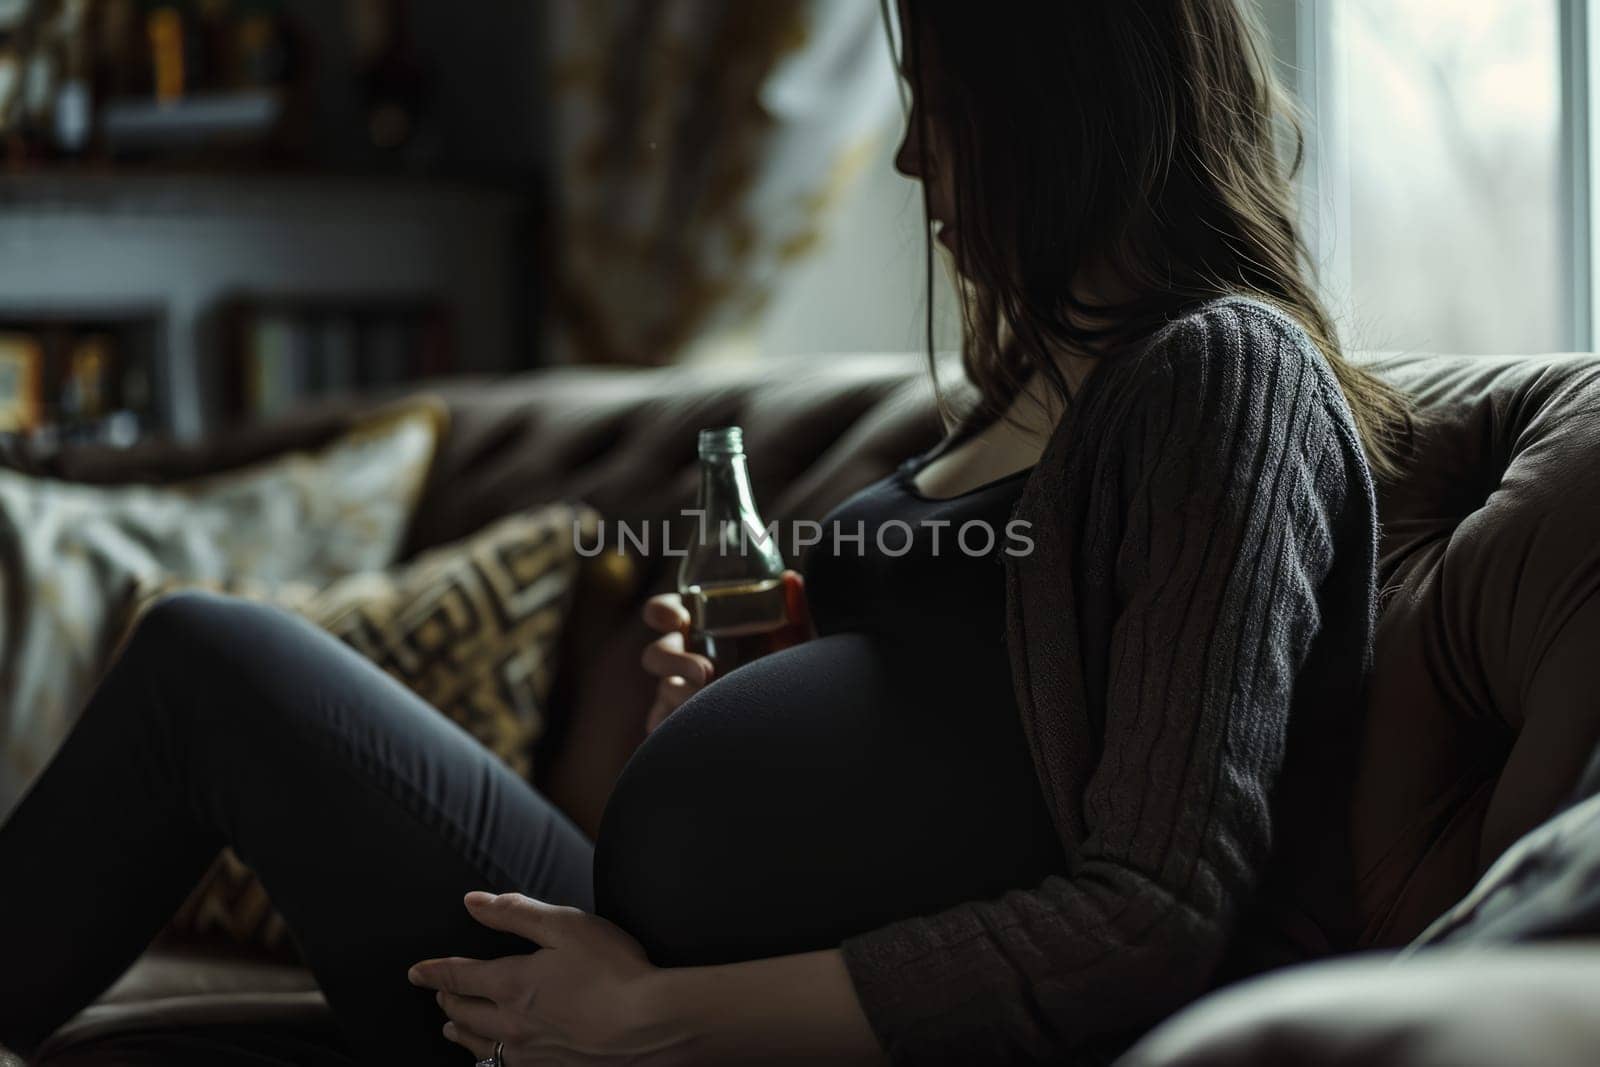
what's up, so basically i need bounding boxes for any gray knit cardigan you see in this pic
[840,296,1381,1064]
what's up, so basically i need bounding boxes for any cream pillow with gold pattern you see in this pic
[0,401,444,817]
[148,502,600,956]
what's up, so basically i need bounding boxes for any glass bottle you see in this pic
[678,426,797,676]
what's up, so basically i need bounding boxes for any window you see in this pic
[1297,0,1579,353]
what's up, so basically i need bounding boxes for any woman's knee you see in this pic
[126,589,404,739]
[128,590,282,662]
[118,591,305,723]
[130,586,207,627]
[64,593,268,775]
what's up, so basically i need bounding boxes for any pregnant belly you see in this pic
[593,632,1062,967]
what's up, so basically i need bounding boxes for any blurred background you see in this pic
[1324,0,1571,357]
[0,0,1583,446]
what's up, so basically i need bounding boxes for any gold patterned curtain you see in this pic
[546,0,898,365]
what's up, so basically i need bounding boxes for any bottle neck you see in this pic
[680,449,785,588]
[697,452,760,529]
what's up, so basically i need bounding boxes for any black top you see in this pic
[805,449,1033,650]
[801,444,1065,862]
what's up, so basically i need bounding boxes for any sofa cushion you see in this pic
[1122,787,1600,1067]
[402,353,955,560]
[0,400,444,817]
[1117,945,1600,1067]
[1408,784,1600,947]
[1353,353,1600,945]
[32,949,331,1066]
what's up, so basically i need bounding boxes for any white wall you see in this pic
[758,129,962,358]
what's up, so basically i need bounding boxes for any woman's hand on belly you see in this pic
[411,892,676,1062]
[640,570,813,733]
[410,891,885,1066]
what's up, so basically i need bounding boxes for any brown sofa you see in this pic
[9,348,1600,1063]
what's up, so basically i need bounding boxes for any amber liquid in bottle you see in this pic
[682,576,799,676]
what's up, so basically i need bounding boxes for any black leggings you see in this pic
[0,592,595,1063]
[0,591,1066,1064]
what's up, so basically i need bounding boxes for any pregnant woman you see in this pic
[0,1,1406,1064]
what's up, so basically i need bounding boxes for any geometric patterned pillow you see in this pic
[291,501,602,777]
[148,501,603,958]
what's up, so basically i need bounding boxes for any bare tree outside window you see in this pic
[1338,0,1565,354]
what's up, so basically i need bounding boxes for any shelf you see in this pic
[0,310,165,439]
[0,169,535,220]
[220,293,455,423]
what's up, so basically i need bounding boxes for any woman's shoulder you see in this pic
[1059,294,1357,497]
[1138,294,1334,388]
[1081,294,1345,434]
[1020,293,1367,513]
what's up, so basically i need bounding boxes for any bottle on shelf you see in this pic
[52,0,91,155]
[677,426,808,677]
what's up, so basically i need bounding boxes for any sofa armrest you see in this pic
[1119,946,1600,1067]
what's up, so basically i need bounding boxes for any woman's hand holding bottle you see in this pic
[640,569,812,733]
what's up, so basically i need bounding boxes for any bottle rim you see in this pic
[697,426,744,457]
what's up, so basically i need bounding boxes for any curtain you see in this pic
[546,0,899,365]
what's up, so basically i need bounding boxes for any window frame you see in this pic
[1566,0,1595,350]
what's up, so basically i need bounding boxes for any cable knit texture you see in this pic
[840,296,1380,1064]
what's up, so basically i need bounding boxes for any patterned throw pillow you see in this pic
[0,401,444,818]
[153,502,602,957]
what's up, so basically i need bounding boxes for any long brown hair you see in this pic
[888,0,1410,476]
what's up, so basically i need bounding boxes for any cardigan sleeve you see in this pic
[839,309,1353,1064]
